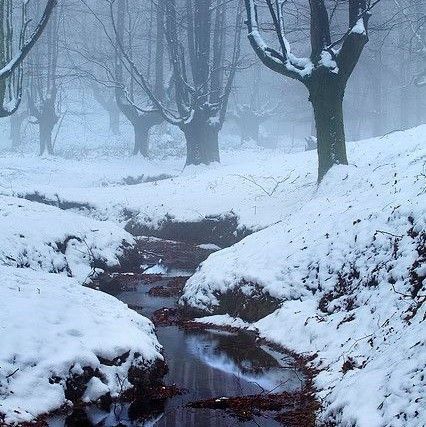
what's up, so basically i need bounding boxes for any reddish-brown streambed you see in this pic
[47,240,315,426]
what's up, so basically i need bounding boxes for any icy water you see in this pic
[48,278,303,427]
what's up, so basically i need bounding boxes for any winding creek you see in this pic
[48,242,307,427]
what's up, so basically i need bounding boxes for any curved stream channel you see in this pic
[49,268,305,426]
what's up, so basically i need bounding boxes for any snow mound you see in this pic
[181,126,426,426]
[0,266,162,425]
[1,146,318,232]
[0,153,181,191]
[0,195,134,282]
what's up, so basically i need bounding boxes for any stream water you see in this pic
[48,277,303,426]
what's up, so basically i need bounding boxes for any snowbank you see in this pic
[0,195,164,424]
[0,266,163,425]
[0,145,317,232]
[181,126,426,426]
[0,195,134,281]
[0,153,181,192]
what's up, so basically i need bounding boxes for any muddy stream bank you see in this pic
[48,238,317,427]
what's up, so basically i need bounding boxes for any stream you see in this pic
[48,266,304,426]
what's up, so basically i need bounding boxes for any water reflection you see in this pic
[48,279,302,426]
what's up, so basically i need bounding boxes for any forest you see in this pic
[0,1,425,426]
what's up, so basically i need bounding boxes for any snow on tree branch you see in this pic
[244,0,313,81]
[0,0,57,80]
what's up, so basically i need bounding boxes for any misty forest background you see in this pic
[0,1,425,426]
[0,0,424,168]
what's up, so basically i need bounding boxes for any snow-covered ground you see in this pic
[0,195,134,280]
[181,127,426,426]
[0,126,424,425]
[0,141,314,229]
[0,266,162,425]
[0,167,166,423]
[0,153,182,193]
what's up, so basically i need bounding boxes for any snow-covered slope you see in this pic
[0,266,162,425]
[0,145,316,230]
[181,127,426,426]
[1,126,425,426]
[0,153,181,192]
[0,195,163,423]
[0,195,134,281]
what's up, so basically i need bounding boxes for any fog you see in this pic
[0,2,425,426]
[0,0,424,159]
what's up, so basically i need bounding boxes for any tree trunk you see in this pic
[109,105,120,135]
[39,122,54,155]
[310,81,348,182]
[184,114,220,165]
[240,118,260,144]
[10,112,25,150]
[133,121,150,156]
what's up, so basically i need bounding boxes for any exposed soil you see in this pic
[116,236,217,274]
[19,191,94,212]
[189,390,318,427]
[125,212,253,246]
[148,276,188,297]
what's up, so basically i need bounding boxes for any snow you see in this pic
[351,18,367,35]
[181,126,426,426]
[0,159,169,423]
[0,266,162,425]
[0,146,316,232]
[194,314,250,330]
[0,124,425,425]
[0,195,133,282]
[319,51,339,73]
[197,243,221,251]
[143,263,167,275]
[0,153,181,194]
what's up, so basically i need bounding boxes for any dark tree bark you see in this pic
[133,121,150,156]
[27,2,61,156]
[308,74,347,180]
[114,0,164,157]
[130,111,163,156]
[9,110,26,150]
[112,0,241,164]
[233,111,262,144]
[28,90,59,155]
[230,101,280,146]
[244,0,375,181]
[109,104,120,135]
[91,85,121,135]
[165,0,241,165]
[38,96,58,155]
[0,0,57,82]
[184,110,220,165]
[0,0,57,118]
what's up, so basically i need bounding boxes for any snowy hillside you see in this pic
[0,145,317,231]
[0,267,162,425]
[0,195,134,280]
[181,127,426,426]
[0,126,424,426]
[3,129,423,245]
[0,192,164,423]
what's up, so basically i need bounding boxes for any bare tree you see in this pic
[113,0,243,165]
[27,3,61,155]
[394,0,426,87]
[114,0,164,156]
[9,108,27,149]
[244,0,380,181]
[0,0,57,118]
[91,81,121,135]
